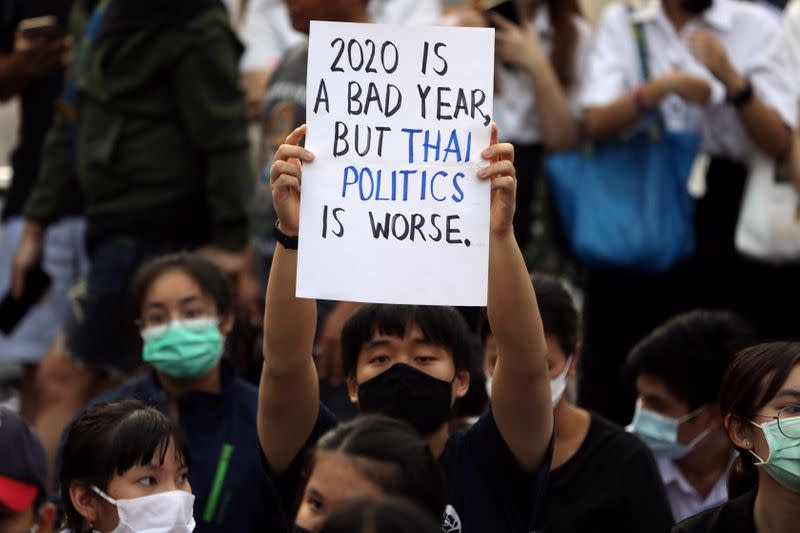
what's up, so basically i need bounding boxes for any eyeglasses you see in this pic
[754,405,800,439]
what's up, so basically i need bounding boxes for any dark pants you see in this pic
[578,157,748,425]
[578,262,695,425]
[692,157,752,319]
[65,236,190,376]
[512,143,544,251]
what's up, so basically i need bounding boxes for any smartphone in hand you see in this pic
[484,0,521,27]
[0,266,52,335]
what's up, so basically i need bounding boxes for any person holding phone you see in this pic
[0,0,84,422]
[460,1,591,258]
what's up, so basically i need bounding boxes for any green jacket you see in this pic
[25,1,252,251]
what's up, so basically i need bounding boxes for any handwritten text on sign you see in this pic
[297,22,495,305]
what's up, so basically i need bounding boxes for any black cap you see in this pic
[0,408,47,513]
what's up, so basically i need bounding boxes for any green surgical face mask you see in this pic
[142,317,223,379]
[749,418,800,493]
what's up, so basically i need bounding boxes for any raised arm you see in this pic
[257,125,320,473]
[480,124,552,471]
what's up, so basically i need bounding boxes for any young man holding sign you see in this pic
[258,121,553,532]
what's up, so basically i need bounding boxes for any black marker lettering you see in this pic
[330,38,345,72]
[410,214,427,241]
[446,215,463,244]
[313,79,330,114]
[417,85,431,119]
[369,212,391,239]
[333,121,349,157]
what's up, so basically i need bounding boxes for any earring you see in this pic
[745,440,752,447]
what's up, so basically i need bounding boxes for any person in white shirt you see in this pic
[781,0,800,193]
[239,0,442,117]
[732,0,800,344]
[448,1,591,267]
[625,310,755,522]
[577,0,792,426]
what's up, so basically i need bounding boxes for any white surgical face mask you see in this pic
[550,358,572,406]
[91,486,196,533]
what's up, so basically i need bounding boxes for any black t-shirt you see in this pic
[270,403,552,533]
[0,0,74,220]
[538,413,675,533]
[671,491,756,533]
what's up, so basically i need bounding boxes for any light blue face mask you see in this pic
[627,400,711,460]
[749,417,800,493]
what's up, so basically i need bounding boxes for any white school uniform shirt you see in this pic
[493,7,593,143]
[582,0,780,162]
[239,0,442,72]
[656,454,737,523]
[750,0,800,130]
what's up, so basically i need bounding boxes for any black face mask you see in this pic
[681,0,713,14]
[357,363,454,436]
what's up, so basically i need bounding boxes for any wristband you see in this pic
[730,79,754,109]
[273,221,298,250]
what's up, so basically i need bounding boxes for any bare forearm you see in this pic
[487,232,546,361]
[709,61,789,159]
[487,230,551,470]
[0,53,31,101]
[738,98,792,160]
[525,59,580,151]
[263,244,317,374]
[585,78,670,140]
[259,243,320,472]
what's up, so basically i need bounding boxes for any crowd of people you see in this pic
[1,0,800,532]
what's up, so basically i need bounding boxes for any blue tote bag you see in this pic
[544,17,701,273]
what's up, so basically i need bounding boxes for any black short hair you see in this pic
[451,339,489,419]
[625,310,755,410]
[129,252,233,321]
[314,415,447,524]
[479,273,579,356]
[532,274,579,355]
[59,400,191,531]
[341,305,473,377]
[320,499,441,533]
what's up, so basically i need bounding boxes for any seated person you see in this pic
[673,342,800,533]
[59,400,193,533]
[483,274,674,533]
[258,124,554,533]
[0,408,57,533]
[63,253,283,533]
[625,310,755,522]
[292,415,445,532]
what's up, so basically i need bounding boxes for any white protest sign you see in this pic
[297,21,494,306]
